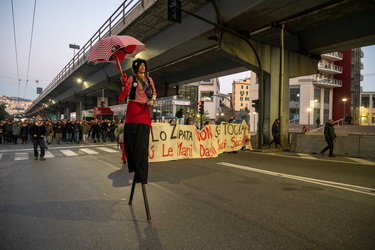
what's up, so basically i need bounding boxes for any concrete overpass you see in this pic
[24,0,375,145]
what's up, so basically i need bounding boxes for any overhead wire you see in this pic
[10,0,21,99]
[23,0,38,98]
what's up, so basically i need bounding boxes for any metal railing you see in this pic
[26,0,142,113]
[313,75,342,87]
[289,118,299,124]
[321,52,343,60]
[309,118,345,133]
[318,63,343,74]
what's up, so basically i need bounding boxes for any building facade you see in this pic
[333,48,363,124]
[360,92,375,125]
[289,52,344,126]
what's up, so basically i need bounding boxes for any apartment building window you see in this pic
[324,89,330,104]
[290,86,300,102]
[362,95,370,108]
[324,109,329,122]
[314,108,320,123]
[314,88,321,102]
[372,95,375,108]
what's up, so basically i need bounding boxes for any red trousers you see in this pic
[119,142,127,162]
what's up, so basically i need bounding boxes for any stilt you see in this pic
[141,183,151,221]
[128,175,152,221]
[128,176,136,205]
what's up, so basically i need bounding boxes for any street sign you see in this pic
[69,44,80,49]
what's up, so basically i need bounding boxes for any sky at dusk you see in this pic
[0,0,374,101]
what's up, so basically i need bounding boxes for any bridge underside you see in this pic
[26,0,375,142]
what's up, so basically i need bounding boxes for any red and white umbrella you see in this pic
[88,35,146,73]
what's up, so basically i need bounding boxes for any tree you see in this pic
[0,104,9,120]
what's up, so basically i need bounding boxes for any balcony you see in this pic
[321,52,343,61]
[313,75,342,88]
[318,63,343,75]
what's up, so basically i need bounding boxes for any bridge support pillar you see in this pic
[75,102,85,120]
[64,107,70,120]
[220,31,319,146]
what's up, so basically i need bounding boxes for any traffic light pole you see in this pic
[174,6,264,148]
[214,95,234,117]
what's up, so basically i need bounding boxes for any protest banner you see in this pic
[148,121,251,162]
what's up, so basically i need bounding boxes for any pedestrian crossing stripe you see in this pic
[97,147,118,153]
[79,148,99,154]
[44,151,55,159]
[297,153,318,160]
[346,157,375,166]
[15,152,28,161]
[60,150,79,157]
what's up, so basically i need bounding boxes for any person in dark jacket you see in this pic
[65,120,74,144]
[268,119,280,148]
[20,122,29,144]
[320,119,336,157]
[73,120,81,143]
[29,118,46,160]
[53,121,63,144]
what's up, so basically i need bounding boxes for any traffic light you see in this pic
[252,99,259,113]
[198,101,204,114]
[167,0,181,23]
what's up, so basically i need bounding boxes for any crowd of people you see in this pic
[0,118,120,145]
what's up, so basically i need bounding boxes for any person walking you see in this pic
[20,122,29,144]
[53,121,63,144]
[118,58,157,184]
[268,119,280,148]
[45,120,53,147]
[65,120,74,143]
[12,121,21,144]
[81,121,91,143]
[316,117,321,128]
[29,117,46,161]
[73,120,81,143]
[320,119,336,157]
[117,118,127,165]
[91,120,101,143]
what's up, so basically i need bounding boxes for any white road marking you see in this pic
[218,162,375,196]
[251,151,375,165]
[0,143,118,153]
[0,153,2,159]
[60,150,78,156]
[44,151,55,159]
[346,157,375,166]
[97,147,118,153]
[79,148,99,154]
[297,153,318,160]
[14,152,28,161]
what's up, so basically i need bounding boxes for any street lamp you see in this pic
[307,108,311,132]
[342,98,347,121]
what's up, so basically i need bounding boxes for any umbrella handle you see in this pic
[116,61,123,74]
